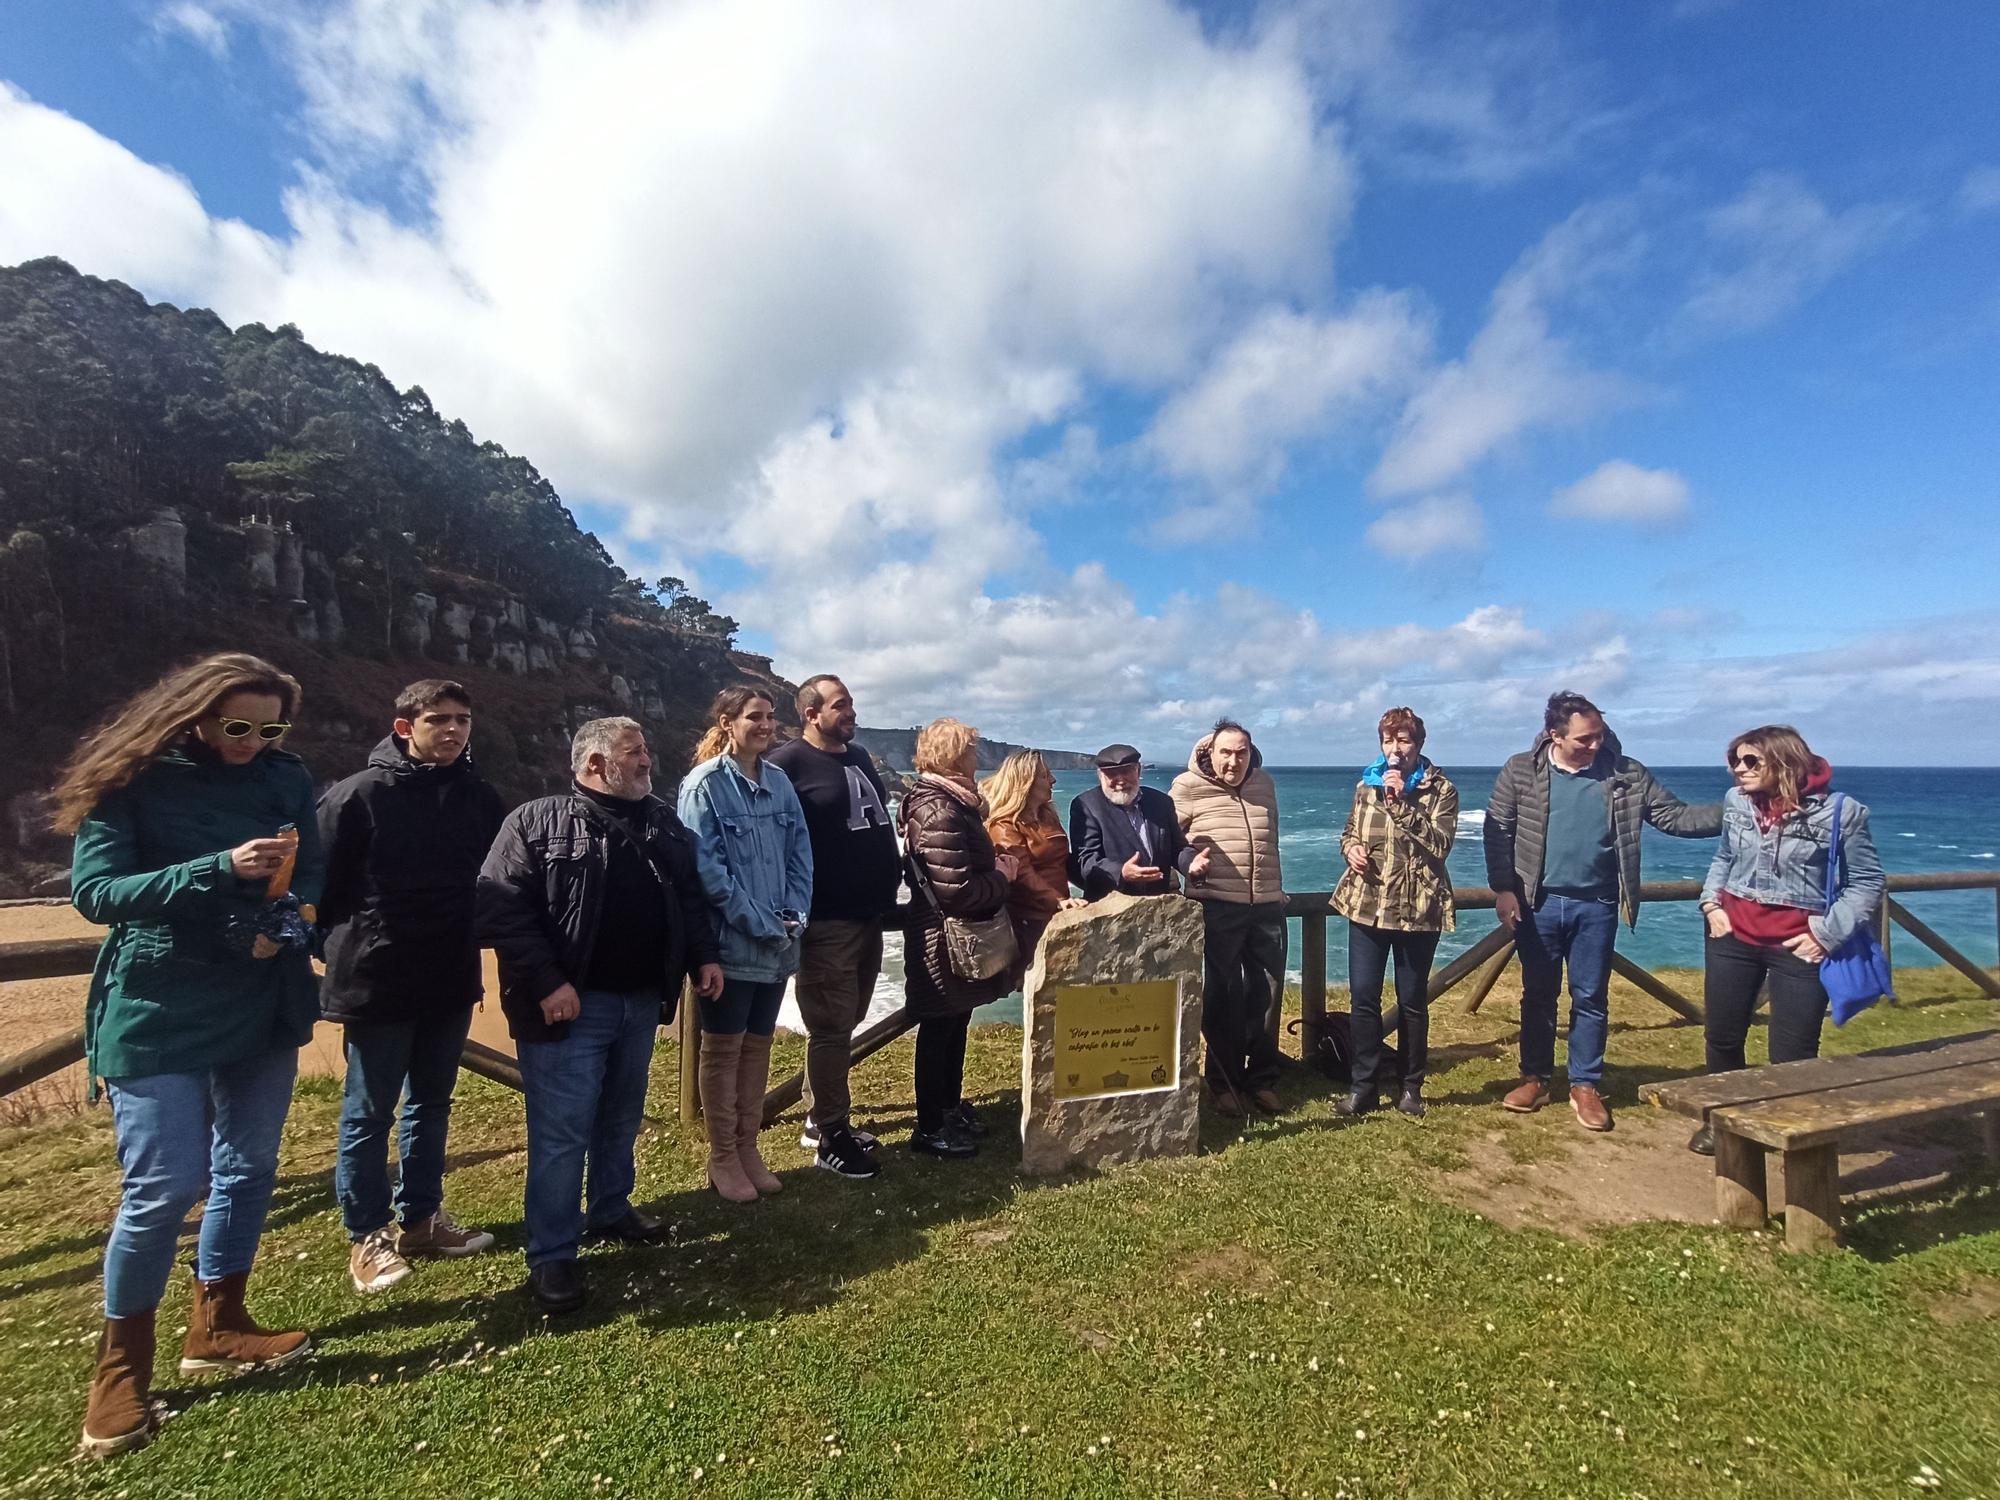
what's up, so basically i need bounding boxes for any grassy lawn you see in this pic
[2,969,1998,1498]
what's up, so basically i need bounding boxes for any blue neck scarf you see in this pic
[1362,754,1427,792]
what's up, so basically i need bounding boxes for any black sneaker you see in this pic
[815,1125,883,1179]
[947,1101,989,1138]
[1396,1089,1426,1118]
[909,1124,979,1159]
[1334,1090,1378,1117]
[800,1121,880,1152]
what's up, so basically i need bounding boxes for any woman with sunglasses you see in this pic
[53,654,325,1457]
[1691,725,1884,1154]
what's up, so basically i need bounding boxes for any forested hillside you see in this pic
[0,258,781,894]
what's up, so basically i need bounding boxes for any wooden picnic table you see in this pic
[1641,1031,2000,1252]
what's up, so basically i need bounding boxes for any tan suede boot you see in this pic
[699,1032,757,1203]
[735,1033,783,1195]
[178,1271,312,1375]
[77,1313,158,1458]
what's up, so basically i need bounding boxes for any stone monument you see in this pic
[1020,892,1204,1176]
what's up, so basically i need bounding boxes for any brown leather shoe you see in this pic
[1501,1076,1550,1113]
[1569,1085,1613,1132]
[1206,1084,1246,1119]
[1250,1087,1283,1115]
[179,1271,311,1375]
[78,1313,158,1458]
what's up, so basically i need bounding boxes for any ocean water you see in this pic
[776,764,2000,1033]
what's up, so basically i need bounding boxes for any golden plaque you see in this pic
[1051,981,1180,1100]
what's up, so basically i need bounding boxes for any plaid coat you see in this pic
[1330,762,1458,933]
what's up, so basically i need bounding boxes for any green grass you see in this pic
[3,970,1999,1498]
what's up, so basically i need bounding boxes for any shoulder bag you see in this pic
[906,844,1018,983]
[1819,792,1895,1025]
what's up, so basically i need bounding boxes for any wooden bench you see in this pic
[1641,1031,2000,1252]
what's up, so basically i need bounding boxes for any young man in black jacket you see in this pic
[319,680,509,1294]
[476,716,722,1314]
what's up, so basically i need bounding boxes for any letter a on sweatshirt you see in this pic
[845,765,891,832]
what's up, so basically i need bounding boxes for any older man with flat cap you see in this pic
[1066,744,1195,901]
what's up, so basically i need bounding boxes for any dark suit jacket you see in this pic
[1067,785,1195,901]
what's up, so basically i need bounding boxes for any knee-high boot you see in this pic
[699,1032,757,1203]
[736,1033,783,1194]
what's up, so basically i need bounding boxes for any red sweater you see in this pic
[1715,759,1833,948]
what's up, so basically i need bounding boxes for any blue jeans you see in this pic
[335,1007,474,1239]
[1514,893,1618,1088]
[102,1046,299,1318]
[515,987,659,1268]
[699,976,785,1037]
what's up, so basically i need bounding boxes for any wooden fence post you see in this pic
[675,981,701,1126]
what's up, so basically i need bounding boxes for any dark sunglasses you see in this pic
[1730,752,1763,771]
[217,717,292,742]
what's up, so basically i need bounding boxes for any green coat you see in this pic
[72,744,324,1083]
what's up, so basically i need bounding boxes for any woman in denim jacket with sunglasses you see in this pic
[678,686,813,1202]
[1691,724,1884,1153]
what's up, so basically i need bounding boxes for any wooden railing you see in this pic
[5,872,1998,1103]
[1282,872,2000,1058]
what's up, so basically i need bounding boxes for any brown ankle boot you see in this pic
[735,1033,782,1195]
[699,1032,757,1203]
[78,1313,158,1458]
[179,1271,312,1375]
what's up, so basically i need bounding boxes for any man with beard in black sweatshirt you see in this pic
[318,681,509,1295]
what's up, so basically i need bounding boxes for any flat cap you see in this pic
[1093,743,1142,768]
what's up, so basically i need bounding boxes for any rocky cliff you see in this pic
[0,259,791,895]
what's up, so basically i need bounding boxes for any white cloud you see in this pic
[1550,460,1690,525]
[0,86,280,305]
[154,2,232,58]
[1681,172,1912,335]
[1369,199,1643,497]
[1143,292,1432,522]
[1363,494,1487,561]
[1956,165,2000,218]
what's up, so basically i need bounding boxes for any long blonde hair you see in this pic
[982,750,1056,829]
[692,685,775,765]
[51,653,302,833]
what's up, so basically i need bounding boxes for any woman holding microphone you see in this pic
[1330,707,1459,1118]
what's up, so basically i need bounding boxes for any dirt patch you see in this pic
[962,1226,1015,1251]
[1435,1107,1992,1240]
[1435,1109,1721,1237]
[1176,1243,1277,1290]
[1924,1276,2000,1326]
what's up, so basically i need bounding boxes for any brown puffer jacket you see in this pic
[1170,735,1284,906]
[901,776,1013,1019]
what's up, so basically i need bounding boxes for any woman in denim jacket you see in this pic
[678,687,813,1201]
[1691,725,1884,1153]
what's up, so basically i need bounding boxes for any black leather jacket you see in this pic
[476,788,719,1043]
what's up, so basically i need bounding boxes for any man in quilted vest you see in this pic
[1171,720,1286,1117]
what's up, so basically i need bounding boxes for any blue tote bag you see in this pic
[1821,792,1894,1025]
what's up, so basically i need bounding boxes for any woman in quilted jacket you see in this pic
[1330,707,1459,1118]
[900,719,1014,1158]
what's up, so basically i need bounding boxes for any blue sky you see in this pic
[3,0,1998,762]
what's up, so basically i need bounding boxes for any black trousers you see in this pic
[1200,901,1286,1092]
[1703,931,1830,1073]
[1347,921,1441,1092]
[914,1012,971,1131]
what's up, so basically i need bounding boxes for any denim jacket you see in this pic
[1700,787,1885,953]
[676,755,814,982]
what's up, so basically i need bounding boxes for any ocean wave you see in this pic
[1976,852,1996,860]
[1456,809,1487,830]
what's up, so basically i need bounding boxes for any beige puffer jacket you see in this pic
[1170,734,1284,906]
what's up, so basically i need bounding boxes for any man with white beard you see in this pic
[1067,743,1195,901]
[477,717,722,1314]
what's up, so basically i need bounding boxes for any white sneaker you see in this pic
[398,1208,495,1258]
[349,1226,412,1294]
[800,1122,879,1151]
